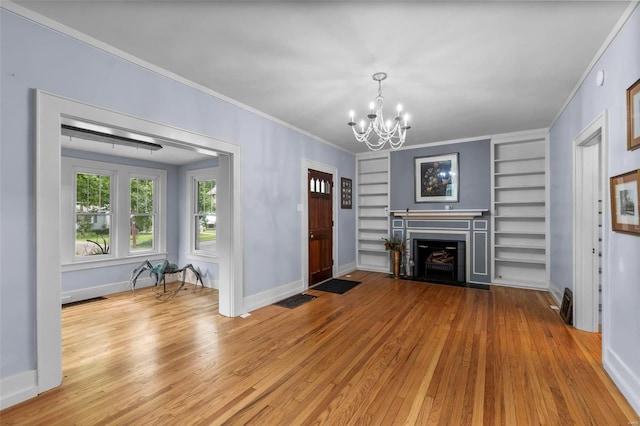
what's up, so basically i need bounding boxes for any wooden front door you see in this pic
[308,169,333,286]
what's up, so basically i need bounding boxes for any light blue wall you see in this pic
[549,5,640,413]
[388,140,492,283]
[389,140,491,211]
[0,9,355,380]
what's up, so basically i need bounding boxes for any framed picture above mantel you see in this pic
[610,169,640,235]
[414,153,459,203]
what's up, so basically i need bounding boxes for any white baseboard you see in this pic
[61,277,154,304]
[0,370,37,410]
[604,346,640,417]
[337,262,357,277]
[243,279,304,313]
[547,281,564,305]
[357,265,390,274]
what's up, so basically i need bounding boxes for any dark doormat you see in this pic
[273,293,317,309]
[311,278,361,294]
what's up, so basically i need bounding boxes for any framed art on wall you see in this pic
[341,177,352,209]
[414,153,459,202]
[610,169,640,234]
[627,78,640,151]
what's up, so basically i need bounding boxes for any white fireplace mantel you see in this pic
[389,209,487,220]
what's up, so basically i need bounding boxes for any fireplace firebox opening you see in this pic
[412,239,466,285]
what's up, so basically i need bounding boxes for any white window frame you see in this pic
[72,166,116,260]
[129,173,159,255]
[61,157,167,271]
[187,167,218,258]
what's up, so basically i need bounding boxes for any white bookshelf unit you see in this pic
[491,130,548,288]
[356,152,390,272]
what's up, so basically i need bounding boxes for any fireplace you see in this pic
[412,239,466,285]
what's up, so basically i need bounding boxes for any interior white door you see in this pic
[574,141,600,332]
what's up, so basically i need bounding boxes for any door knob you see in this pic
[310,234,314,239]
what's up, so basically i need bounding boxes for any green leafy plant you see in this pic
[383,235,405,252]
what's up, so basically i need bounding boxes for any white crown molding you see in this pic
[0,1,352,155]
[550,1,640,128]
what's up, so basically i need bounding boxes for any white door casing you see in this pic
[36,90,244,393]
[572,112,607,333]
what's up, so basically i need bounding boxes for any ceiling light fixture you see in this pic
[61,124,163,151]
[348,72,410,151]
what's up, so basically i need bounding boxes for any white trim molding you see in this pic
[604,347,640,417]
[390,209,487,220]
[35,89,244,402]
[0,371,38,410]
[572,111,607,333]
[243,279,304,313]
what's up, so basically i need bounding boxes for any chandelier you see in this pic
[348,72,410,151]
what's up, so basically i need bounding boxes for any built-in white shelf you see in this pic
[494,257,546,265]
[494,171,545,177]
[356,153,390,273]
[493,155,545,163]
[494,185,546,190]
[491,130,548,289]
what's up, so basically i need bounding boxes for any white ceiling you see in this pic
[14,1,632,154]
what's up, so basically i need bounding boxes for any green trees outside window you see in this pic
[195,179,216,250]
[130,177,155,251]
[75,172,111,255]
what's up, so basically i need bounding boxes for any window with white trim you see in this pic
[75,171,113,257]
[61,156,167,267]
[187,168,217,256]
[129,175,157,253]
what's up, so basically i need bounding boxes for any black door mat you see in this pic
[311,278,361,294]
[273,293,317,309]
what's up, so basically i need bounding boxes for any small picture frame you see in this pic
[414,153,459,203]
[610,169,640,235]
[627,78,640,151]
[341,177,352,209]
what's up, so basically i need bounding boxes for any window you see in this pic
[187,168,217,256]
[61,157,167,268]
[130,176,156,252]
[75,172,112,256]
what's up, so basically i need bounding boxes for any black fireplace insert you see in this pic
[412,239,466,285]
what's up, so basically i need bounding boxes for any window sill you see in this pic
[62,252,167,272]
[185,253,219,263]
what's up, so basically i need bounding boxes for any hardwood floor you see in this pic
[1,271,638,425]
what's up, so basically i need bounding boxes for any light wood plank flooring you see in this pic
[1,271,638,425]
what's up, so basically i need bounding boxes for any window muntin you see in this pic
[75,172,112,256]
[130,176,156,252]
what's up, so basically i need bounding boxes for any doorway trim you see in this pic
[301,159,338,289]
[35,90,244,393]
[572,111,608,333]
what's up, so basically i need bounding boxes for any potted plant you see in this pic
[383,236,405,278]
